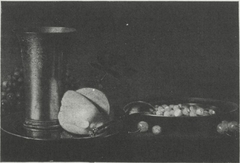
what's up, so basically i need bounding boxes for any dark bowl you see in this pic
[124,97,238,136]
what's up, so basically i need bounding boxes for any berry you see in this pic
[2,81,8,89]
[137,121,149,132]
[182,107,189,116]
[7,75,12,81]
[221,120,229,132]
[152,125,162,135]
[174,108,182,117]
[1,91,7,99]
[1,99,10,115]
[217,123,225,134]
[164,111,171,117]
[16,101,24,110]
[19,68,23,73]
[156,110,164,116]
[6,92,16,102]
[6,87,12,93]
[1,99,9,108]
[217,121,229,134]
[228,121,239,133]
[196,107,204,116]
[173,105,180,111]
[11,81,17,88]
[13,71,21,77]
[17,77,23,83]
[209,109,215,115]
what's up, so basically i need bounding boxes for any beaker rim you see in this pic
[16,26,76,34]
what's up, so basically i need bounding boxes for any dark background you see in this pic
[1,1,239,162]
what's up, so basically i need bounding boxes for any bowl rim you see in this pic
[123,97,238,118]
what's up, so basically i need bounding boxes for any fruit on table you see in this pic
[227,121,239,132]
[217,120,239,135]
[137,121,149,132]
[58,89,111,135]
[217,123,228,134]
[152,125,162,135]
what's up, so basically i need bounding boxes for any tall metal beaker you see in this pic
[16,27,76,129]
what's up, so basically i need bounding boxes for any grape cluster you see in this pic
[1,67,25,116]
[1,67,80,116]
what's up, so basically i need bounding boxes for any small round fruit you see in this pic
[156,106,164,112]
[7,81,12,87]
[173,105,179,111]
[189,106,197,117]
[11,81,17,88]
[16,92,22,99]
[19,68,23,73]
[209,109,215,115]
[221,120,229,132]
[19,86,24,92]
[228,121,239,132]
[196,107,204,116]
[163,111,171,117]
[156,110,164,116]
[137,121,149,132]
[169,110,175,117]
[7,75,12,81]
[6,87,12,93]
[152,125,162,135]
[1,91,7,99]
[217,123,225,134]
[6,93,16,102]
[17,77,23,83]
[17,101,23,107]
[164,106,171,112]
[14,71,21,77]
[174,108,182,117]
[169,105,174,109]
[189,106,196,112]
[1,99,9,108]
[2,81,8,88]
[182,107,189,116]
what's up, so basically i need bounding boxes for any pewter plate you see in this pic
[1,112,121,141]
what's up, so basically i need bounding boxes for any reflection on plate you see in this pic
[1,112,120,141]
